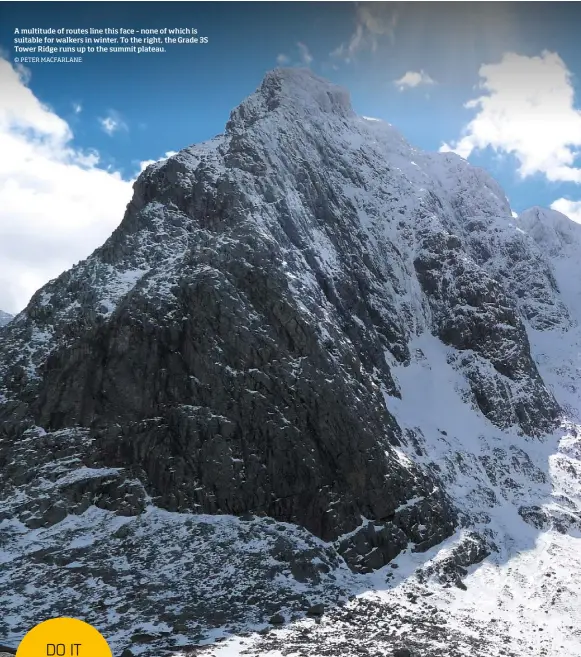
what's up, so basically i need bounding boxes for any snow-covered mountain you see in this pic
[0,311,12,327]
[1,69,581,656]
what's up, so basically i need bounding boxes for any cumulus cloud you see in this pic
[440,51,581,184]
[331,2,398,63]
[551,198,581,224]
[0,57,133,313]
[99,109,128,136]
[394,70,436,91]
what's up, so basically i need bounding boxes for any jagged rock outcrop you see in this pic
[1,69,578,656]
[0,68,560,561]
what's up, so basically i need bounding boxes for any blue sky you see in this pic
[0,2,581,312]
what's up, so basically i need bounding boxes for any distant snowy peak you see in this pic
[518,206,581,256]
[516,206,581,328]
[0,310,13,327]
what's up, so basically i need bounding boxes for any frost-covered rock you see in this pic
[1,69,580,656]
[0,311,12,327]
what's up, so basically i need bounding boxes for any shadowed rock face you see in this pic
[0,214,455,571]
[0,69,561,578]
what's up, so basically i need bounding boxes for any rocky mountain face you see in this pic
[0,311,12,327]
[1,70,580,657]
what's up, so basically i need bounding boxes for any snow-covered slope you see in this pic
[0,311,12,327]
[1,69,580,656]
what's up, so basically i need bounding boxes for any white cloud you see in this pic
[98,109,127,136]
[331,3,398,63]
[394,70,436,91]
[297,42,313,66]
[440,51,581,184]
[0,57,133,313]
[275,43,313,68]
[139,151,177,173]
[73,102,82,114]
[550,198,581,224]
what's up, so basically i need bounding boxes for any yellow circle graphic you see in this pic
[16,618,112,657]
